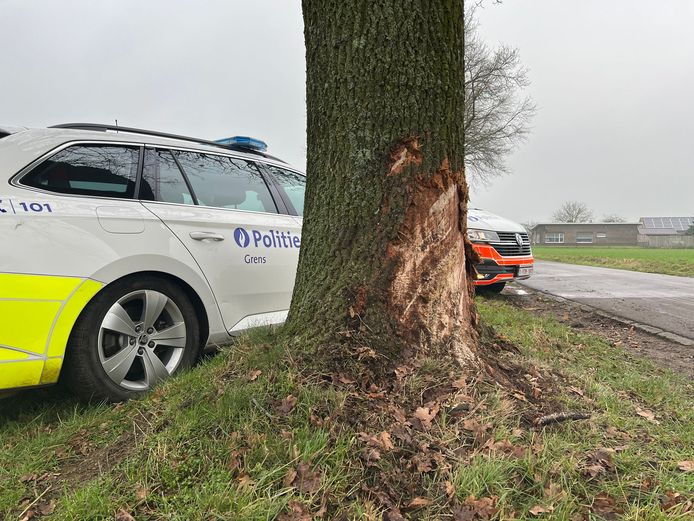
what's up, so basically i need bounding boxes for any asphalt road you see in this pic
[517,260,694,342]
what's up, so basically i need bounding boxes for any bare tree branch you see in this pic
[464,5,536,184]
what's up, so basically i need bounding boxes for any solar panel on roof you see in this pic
[640,216,694,231]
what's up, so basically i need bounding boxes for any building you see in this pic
[530,222,640,246]
[638,216,694,248]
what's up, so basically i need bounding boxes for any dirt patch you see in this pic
[503,286,694,379]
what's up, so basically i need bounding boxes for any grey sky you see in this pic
[2,1,692,225]
[470,0,694,223]
[0,0,306,168]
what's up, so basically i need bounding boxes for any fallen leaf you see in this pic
[379,431,395,451]
[237,473,255,488]
[543,482,563,500]
[453,495,498,520]
[583,464,606,478]
[677,460,694,472]
[38,500,56,516]
[135,485,149,501]
[461,419,490,438]
[361,447,381,464]
[569,386,584,396]
[406,497,431,509]
[412,452,435,473]
[277,500,313,521]
[384,508,407,521]
[115,509,136,521]
[283,468,297,488]
[293,462,322,494]
[248,369,262,381]
[336,373,355,385]
[529,505,554,516]
[452,376,467,389]
[414,405,438,428]
[591,492,623,520]
[444,480,456,499]
[276,395,298,415]
[635,407,661,424]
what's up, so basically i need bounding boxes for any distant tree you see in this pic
[464,5,536,183]
[602,214,626,223]
[552,201,594,223]
[686,224,694,236]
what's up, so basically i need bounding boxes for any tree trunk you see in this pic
[288,0,478,365]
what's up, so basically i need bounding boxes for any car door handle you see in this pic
[189,231,225,241]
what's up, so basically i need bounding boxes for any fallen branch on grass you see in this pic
[535,411,591,427]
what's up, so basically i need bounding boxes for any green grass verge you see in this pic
[1,303,692,519]
[532,246,694,277]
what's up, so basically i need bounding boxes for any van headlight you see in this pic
[467,229,500,243]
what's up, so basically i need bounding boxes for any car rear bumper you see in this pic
[471,244,534,286]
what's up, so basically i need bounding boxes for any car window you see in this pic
[140,149,194,204]
[174,151,277,213]
[266,165,306,216]
[21,145,139,198]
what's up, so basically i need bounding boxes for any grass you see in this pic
[532,246,694,277]
[1,302,693,519]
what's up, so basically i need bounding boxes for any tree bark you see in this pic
[288,0,478,365]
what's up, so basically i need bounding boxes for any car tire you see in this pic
[63,275,201,402]
[476,282,506,295]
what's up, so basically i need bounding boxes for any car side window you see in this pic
[174,151,277,213]
[140,149,194,204]
[266,165,306,216]
[21,145,140,198]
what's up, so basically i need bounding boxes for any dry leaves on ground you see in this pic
[635,407,661,425]
[275,395,298,415]
[284,462,322,494]
[528,504,554,516]
[582,447,616,478]
[413,404,440,429]
[452,495,498,520]
[115,509,136,521]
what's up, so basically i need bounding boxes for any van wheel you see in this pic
[477,282,506,295]
[64,276,200,402]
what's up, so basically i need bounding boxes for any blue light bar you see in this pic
[215,135,268,152]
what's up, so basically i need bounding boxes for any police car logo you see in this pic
[233,228,250,248]
[515,233,523,246]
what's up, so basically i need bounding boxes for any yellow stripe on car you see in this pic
[0,274,103,390]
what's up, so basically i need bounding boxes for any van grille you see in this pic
[491,232,532,257]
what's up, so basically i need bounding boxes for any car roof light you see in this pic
[215,136,268,152]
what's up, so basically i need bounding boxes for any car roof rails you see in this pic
[49,123,286,163]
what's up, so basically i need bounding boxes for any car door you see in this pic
[140,148,301,332]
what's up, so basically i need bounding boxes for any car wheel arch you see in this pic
[65,270,211,361]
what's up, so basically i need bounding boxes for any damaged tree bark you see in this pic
[287,0,478,365]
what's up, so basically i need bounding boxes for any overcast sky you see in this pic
[2,1,692,224]
[470,0,694,223]
[0,0,307,167]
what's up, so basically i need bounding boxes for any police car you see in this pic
[468,208,533,293]
[0,123,305,401]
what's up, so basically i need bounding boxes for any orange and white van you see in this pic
[467,208,533,293]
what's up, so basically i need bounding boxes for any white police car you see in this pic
[0,123,305,401]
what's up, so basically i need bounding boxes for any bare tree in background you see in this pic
[464,5,536,182]
[552,201,594,223]
[602,214,626,223]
